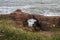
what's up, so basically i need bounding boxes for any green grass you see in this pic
[51,34,60,40]
[0,15,60,40]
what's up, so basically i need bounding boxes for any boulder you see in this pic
[10,9,60,31]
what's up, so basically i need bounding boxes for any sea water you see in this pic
[0,0,60,16]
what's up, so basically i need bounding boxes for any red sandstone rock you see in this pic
[10,9,60,31]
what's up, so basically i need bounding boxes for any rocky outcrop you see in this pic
[10,9,60,31]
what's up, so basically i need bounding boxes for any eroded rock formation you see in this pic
[9,9,60,31]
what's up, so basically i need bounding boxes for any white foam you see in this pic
[27,19,37,27]
[44,10,60,16]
